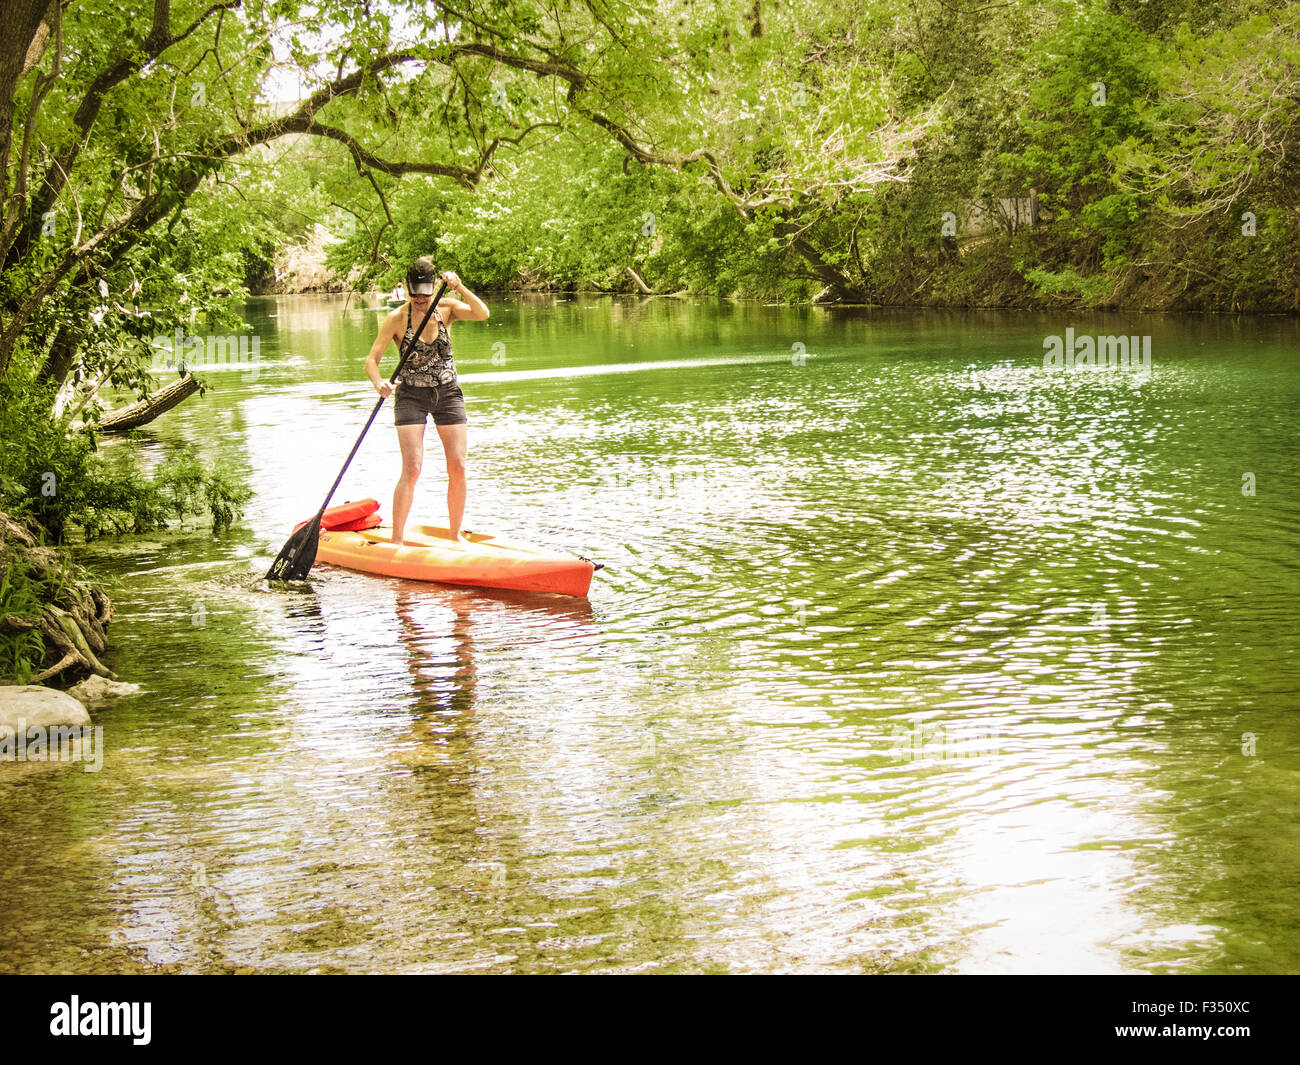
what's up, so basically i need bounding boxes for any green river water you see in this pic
[2,294,1297,974]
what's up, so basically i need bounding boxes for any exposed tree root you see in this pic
[0,510,115,686]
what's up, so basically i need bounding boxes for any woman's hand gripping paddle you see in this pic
[266,281,448,582]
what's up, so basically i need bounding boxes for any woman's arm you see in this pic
[365,312,400,396]
[442,272,489,321]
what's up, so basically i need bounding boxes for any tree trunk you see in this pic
[776,224,864,302]
[38,319,87,387]
[97,373,200,432]
[0,1,56,201]
[626,266,653,294]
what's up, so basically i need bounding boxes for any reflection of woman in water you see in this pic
[389,586,601,904]
[393,587,598,721]
[395,589,479,719]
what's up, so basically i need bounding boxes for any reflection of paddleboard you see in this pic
[292,499,597,597]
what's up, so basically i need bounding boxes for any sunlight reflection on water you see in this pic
[3,299,1296,974]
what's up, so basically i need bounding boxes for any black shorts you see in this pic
[393,383,468,427]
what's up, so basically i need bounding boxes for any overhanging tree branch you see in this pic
[4,0,243,270]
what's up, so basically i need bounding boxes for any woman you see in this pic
[365,257,489,543]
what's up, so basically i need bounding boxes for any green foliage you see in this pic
[203,462,253,535]
[0,549,48,684]
[1023,265,1115,304]
[300,0,1299,310]
[67,446,252,541]
[0,372,98,540]
[0,372,251,541]
[51,0,1273,313]
[323,133,792,298]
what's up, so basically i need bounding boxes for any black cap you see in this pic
[406,257,436,294]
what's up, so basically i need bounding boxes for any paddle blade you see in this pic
[266,518,321,581]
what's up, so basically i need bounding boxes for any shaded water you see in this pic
[2,295,1297,974]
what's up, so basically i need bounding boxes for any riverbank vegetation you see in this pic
[0,511,115,684]
[311,0,1299,310]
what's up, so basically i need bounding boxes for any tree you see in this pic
[3,0,946,394]
[0,1,659,389]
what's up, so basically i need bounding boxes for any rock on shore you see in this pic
[0,685,91,734]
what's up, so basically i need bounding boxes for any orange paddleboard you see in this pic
[311,521,596,597]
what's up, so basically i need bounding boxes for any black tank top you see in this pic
[399,303,457,388]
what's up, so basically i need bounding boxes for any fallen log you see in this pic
[98,373,200,433]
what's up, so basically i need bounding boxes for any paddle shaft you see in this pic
[308,281,449,526]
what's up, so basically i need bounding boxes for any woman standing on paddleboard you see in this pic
[365,257,490,543]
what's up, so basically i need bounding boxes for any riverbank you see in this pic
[253,231,1300,313]
[0,512,116,687]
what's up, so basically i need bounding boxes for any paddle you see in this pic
[266,281,449,581]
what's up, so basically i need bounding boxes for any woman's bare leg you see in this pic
[393,423,425,543]
[436,423,468,539]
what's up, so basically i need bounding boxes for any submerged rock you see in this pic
[67,676,140,705]
[0,685,91,734]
